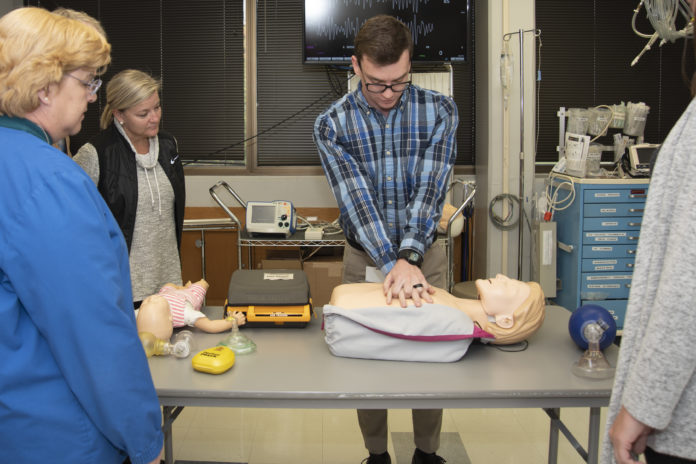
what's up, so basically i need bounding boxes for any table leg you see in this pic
[546,407,560,464]
[545,408,592,463]
[587,407,601,464]
[162,406,185,464]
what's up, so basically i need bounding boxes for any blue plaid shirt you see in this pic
[314,83,458,274]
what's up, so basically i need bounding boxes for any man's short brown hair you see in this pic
[354,15,413,66]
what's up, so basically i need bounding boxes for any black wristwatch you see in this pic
[398,249,423,267]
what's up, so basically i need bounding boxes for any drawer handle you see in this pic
[627,263,634,268]
[628,222,641,227]
[627,249,636,255]
[629,208,644,213]
[629,194,647,199]
[628,236,639,241]
[626,283,632,288]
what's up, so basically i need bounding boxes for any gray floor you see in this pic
[391,432,470,464]
[166,407,619,464]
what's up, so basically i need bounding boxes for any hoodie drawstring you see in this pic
[143,167,162,214]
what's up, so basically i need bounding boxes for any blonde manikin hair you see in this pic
[487,281,545,345]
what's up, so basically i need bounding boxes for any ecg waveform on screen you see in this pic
[304,0,467,63]
[313,16,434,45]
[337,0,433,14]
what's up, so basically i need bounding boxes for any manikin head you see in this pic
[136,294,173,340]
[475,274,545,344]
[476,274,529,328]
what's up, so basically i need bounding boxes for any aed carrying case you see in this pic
[225,269,313,327]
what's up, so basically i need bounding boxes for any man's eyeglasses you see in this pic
[66,74,102,96]
[364,81,411,94]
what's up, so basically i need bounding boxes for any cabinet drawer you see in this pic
[584,203,645,217]
[581,273,632,300]
[583,188,648,203]
[582,258,635,272]
[583,217,643,231]
[582,244,638,258]
[583,231,640,245]
[581,299,627,329]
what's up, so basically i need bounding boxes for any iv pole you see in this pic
[502,28,541,280]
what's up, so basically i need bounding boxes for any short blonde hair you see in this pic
[488,281,546,345]
[52,7,107,38]
[0,7,111,117]
[100,69,161,129]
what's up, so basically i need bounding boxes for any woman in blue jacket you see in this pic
[0,8,163,464]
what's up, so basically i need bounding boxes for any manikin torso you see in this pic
[329,274,531,334]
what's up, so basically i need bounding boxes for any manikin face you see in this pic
[351,49,411,116]
[136,294,173,340]
[475,274,531,328]
[114,92,162,147]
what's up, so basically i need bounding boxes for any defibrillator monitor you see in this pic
[628,143,660,175]
[245,200,296,237]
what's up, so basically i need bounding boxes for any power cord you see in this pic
[488,193,521,231]
[545,172,576,220]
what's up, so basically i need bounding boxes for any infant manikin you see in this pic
[136,279,246,340]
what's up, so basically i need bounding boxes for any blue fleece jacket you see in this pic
[0,119,163,464]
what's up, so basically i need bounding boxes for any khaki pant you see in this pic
[341,241,446,454]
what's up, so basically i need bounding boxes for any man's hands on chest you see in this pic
[383,259,435,307]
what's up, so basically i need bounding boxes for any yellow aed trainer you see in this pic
[192,346,235,374]
[225,269,313,327]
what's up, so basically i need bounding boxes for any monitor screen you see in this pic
[251,205,276,224]
[303,0,470,64]
[633,145,659,164]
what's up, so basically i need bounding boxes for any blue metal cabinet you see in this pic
[552,177,649,329]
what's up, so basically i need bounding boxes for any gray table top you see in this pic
[150,305,618,409]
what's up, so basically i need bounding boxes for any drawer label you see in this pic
[588,284,621,289]
[594,265,615,271]
[587,275,632,280]
[592,259,618,264]
[591,246,613,251]
[594,193,621,198]
[600,208,618,213]
[588,232,626,243]
[601,221,619,227]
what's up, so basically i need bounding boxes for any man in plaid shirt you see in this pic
[313,14,458,464]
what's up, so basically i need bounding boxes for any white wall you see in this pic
[187,175,336,208]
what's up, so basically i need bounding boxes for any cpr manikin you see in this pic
[136,279,246,340]
[329,274,545,344]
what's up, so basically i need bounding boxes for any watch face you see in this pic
[398,249,422,266]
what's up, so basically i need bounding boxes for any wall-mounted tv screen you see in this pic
[303,0,470,65]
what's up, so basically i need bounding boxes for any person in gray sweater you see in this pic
[601,65,696,464]
[74,70,185,307]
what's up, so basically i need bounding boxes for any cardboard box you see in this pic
[261,259,302,270]
[260,249,302,270]
[303,257,343,308]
